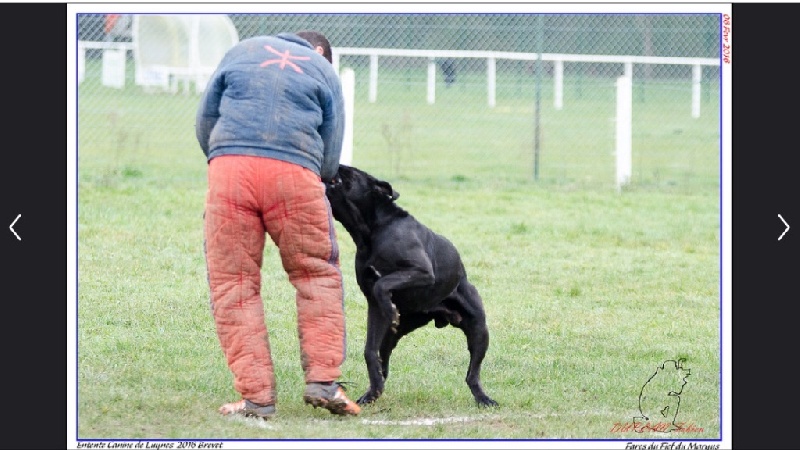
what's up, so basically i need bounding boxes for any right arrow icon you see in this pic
[779,214,790,241]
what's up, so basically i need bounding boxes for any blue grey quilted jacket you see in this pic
[195,33,344,181]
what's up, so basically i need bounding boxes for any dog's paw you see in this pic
[357,391,381,405]
[476,396,499,408]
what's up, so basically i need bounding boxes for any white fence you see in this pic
[333,47,719,118]
[77,39,720,190]
[77,41,133,87]
[333,47,720,189]
[79,43,719,189]
[77,13,720,190]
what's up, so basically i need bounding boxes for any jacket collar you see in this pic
[276,32,313,50]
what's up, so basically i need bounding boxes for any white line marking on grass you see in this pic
[362,415,494,426]
[361,409,617,427]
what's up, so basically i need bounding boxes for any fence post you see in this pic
[369,54,378,103]
[554,59,563,110]
[616,76,633,191]
[692,64,702,118]
[487,56,496,108]
[340,68,355,165]
[427,58,436,104]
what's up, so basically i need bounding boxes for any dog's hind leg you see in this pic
[451,280,499,407]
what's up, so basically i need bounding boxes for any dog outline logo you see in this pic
[634,358,691,433]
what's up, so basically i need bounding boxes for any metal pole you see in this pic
[534,14,543,181]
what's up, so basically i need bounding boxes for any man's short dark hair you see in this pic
[295,30,332,63]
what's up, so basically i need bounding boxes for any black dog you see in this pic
[325,165,497,407]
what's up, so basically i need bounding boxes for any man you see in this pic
[104,14,132,42]
[195,30,360,419]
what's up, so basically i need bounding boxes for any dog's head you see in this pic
[325,165,399,225]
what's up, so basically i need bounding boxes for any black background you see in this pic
[5,3,795,449]
[0,3,66,450]
[732,3,798,450]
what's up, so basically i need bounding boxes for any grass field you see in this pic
[76,61,721,441]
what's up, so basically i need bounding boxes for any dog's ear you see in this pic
[373,180,400,201]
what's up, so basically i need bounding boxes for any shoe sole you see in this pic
[240,411,275,420]
[220,400,276,420]
[303,395,360,416]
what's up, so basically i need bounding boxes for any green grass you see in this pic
[76,59,721,440]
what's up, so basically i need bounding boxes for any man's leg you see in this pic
[205,156,277,409]
[254,158,358,416]
[260,162,347,384]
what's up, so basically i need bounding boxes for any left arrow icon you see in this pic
[9,214,21,241]
[779,214,790,241]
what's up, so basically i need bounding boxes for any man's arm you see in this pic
[318,73,345,181]
[195,73,224,158]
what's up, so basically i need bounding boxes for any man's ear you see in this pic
[315,46,325,56]
[373,180,399,201]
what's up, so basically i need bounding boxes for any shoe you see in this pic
[303,382,361,416]
[218,399,276,419]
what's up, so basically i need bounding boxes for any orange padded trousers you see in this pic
[204,155,345,406]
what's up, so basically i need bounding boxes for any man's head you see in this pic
[295,30,333,63]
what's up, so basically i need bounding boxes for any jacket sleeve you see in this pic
[195,71,224,158]
[318,73,345,181]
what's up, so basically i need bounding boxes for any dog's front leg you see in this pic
[372,268,435,324]
[358,267,435,405]
[359,304,391,405]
